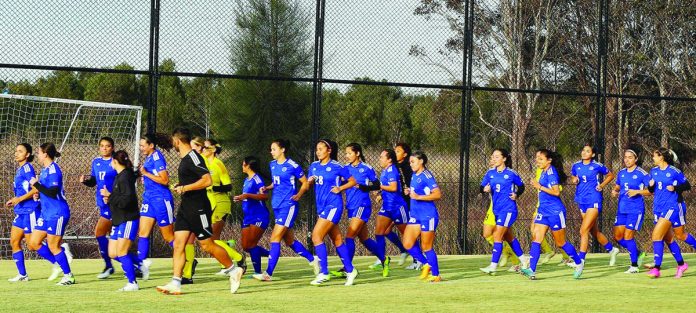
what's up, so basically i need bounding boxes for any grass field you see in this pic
[1,254,695,312]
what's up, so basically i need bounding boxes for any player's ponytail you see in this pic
[347,143,365,162]
[19,143,34,162]
[412,150,429,168]
[40,142,61,159]
[495,148,513,168]
[537,148,567,184]
[206,138,222,155]
[143,133,173,151]
[113,150,134,172]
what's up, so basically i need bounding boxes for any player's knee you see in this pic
[109,250,119,259]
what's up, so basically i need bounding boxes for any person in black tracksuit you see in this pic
[101,150,141,291]
[395,142,422,269]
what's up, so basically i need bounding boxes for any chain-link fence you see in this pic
[0,0,694,258]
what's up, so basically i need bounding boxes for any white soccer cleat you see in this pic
[405,261,423,270]
[118,282,140,292]
[61,243,73,264]
[215,269,229,276]
[479,264,497,275]
[624,266,639,274]
[344,269,358,286]
[141,259,152,281]
[48,264,62,281]
[609,247,620,266]
[573,260,585,279]
[97,267,115,279]
[368,258,382,270]
[8,274,29,282]
[56,273,75,286]
[252,272,272,282]
[310,257,321,276]
[310,273,330,286]
[397,252,409,266]
[229,267,243,294]
[156,281,181,295]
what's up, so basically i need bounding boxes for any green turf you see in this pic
[0,254,694,312]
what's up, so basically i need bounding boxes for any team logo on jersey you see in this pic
[633,175,638,179]
[282,167,287,172]
[359,168,364,173]
[589,166,594,170]
[326,167,331,172]
[504,174,509,179]
[417,178,422,183]
[666,173,671,177]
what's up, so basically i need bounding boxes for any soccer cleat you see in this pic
[156,281,182,295]
[8,274,29,282]
[229,267,243,294]
[540,251,556,265]
[624,266,639,274]
[647,268,661,278]
[329,268,347,278]
[215,269,230,276]
[310,273,330,286]
[675,263,689,279]
[637,252,647,268]
[557,258,572,267]
[181,277,194,285]
[405,260,423,270]
[191,259,199,277]
[520,268,536,280]
[382,256,391,277]
[520,255,530,269]
[237,254,248,275]
[573,260,585,279]
[499,252,509,267]
[141,259,152,281]
[310,257,320,276]
[118,282,139,292]
[252,272,272,282]
[48,265,62,281]
[344,269,358,286]
[61,243,73,264]
[479,264,496,276]
[609,247,620,266]
[135,268,143,278]
[368,258,382,270]
[420,264,432,279]
[397,252,409,266]
[56,274,75,286]
[97,267,115,279]
[508,264,521,273]
[427,275,442,283]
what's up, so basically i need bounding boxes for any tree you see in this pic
[83,63,143,105]
[156,59,188,132]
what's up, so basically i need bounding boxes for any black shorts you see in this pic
[174,209,213,240]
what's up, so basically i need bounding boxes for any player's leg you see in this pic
[95,216,114,277]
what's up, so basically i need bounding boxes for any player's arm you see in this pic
[597,170,615,190]
[176,173,212,195]
[291,176,311,201]
[211,164,233,192]
[411,187,441,201]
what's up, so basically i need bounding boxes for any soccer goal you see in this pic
[0,94,143,258]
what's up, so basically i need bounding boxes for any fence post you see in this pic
[458,0,475,255]
[147,0,160,134]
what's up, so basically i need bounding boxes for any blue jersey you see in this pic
[480,167,523,213]
[616,166,650,214]
[650,165,687,213]
[410,170,439,216]
[270,159,305,208]
[142,149,170,198]
[242,174,269,218]
[309,160,350,210]
[537,166,565,215]
[13,163,39,214]
[38,162,70,217]
[381,164,407,209]
[571,160,610,204]
[91,157,117,207]
[345,162,377,209]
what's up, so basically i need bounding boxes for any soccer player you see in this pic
[298,139,358,286]
[479,149,528,275]
[374,149,428,277]
[403,151,443,282]
[252,139,317,281]
[5,143,40,282]
[233,156,271,276]
[27,143,75,286]
[79,137,118,279]
[394,142,415,267]
[156,128,243,295]
[137,133,176,280]
[611,148,650,273]
[647,148,693,278]
[521,149,584,280]
[570,144,619,265]
[100,150,141,291]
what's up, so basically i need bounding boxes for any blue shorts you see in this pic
[534,211,566,231]
[140,195,175,226]
[348,205,371,223]
[318,206,344,225]
[655,203,686,227]
[110,220,139,241]
[378,205,409,225]
[98,203,112,220]
[274,205,298,228]
[578,202,602,214]
[495,210,518,227]
[408,213,439,232]
[35,213,70,236]
[12,209,40,234]
[614,212,644,231]
[243,215,270,229]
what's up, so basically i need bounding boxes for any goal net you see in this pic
[0,94,142,259]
